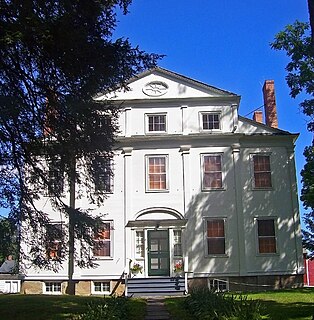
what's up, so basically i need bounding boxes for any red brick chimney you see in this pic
[263,80,278,128]
[253,110,263,124]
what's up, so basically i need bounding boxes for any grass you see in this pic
[0,294,146,320]
[165,288,314,320]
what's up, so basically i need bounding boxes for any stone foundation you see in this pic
[189,274,304,292]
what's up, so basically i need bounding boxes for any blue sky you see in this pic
[114,0,313,227]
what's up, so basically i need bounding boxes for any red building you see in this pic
[304,254,314,287]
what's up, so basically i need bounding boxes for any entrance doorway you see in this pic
[147,230,170,276]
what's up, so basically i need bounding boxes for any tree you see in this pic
[0,0,160,292]
[0,216,18,263]
[271,0,314,257]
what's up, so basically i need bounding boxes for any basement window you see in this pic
[208,278,229,292]
[44,282,62,294]
[92,281,111,295]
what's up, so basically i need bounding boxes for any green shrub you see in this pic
[185,288,269,320]
[73,296,128,320]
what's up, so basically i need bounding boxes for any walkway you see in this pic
[145,298,171,320]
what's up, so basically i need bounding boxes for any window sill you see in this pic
[202,188,226,192]
[256,252,278,257]
[205,254,229,258]
[252,187,273,191]
[145,190,170,193]
[92,257,114,260]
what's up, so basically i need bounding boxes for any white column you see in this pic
[232,143,246,276]
[181,105,188,135]
[180,145,191,214]
[124,107,132,137]
[122,147,133,267]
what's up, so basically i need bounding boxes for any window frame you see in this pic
[46,223,64,260]
[46,155,65,196]
[92,221,114,259]
[135,230,145,259]
[92,156,113,194]
[200,112,221,131]
[251,153,272,190]
[145,113,167,134]
[145,155,169,192]
[201,153,224,191]
[43,282,62,295]
[173,229,183,257]
[91,281,111,295]
[256,218,278,255]
[204,218,227,256]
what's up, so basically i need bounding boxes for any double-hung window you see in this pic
[201,113,220,130]
[252,154,272,189]
[206,219,226,255]
[146,155,168,191]
[46,223,63,260]
[202,154,223,190]
[146,114,167,133]
[47,156,64,196]
[93,222,113,258]
[257,219,277,254]
[92,155,113,193]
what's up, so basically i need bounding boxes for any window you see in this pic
[202,113,220,130]
[206,219,225,255]
[93,222,113,257]
[252,155,272,188]
[257,219,277,254]
[146,155,168,191]
[46,223,63,260]
[135,231,145,258]
[93,156,113,193]
[146,114,167,133]
[202,154,223,190]
[208,278,229,292]
[47,156,64,195]
[173,230,182,257]
[93,281,110,294]
[44,282,62,294]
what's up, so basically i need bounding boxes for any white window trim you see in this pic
[92,220,114,259]
[91,281,111,295]
[199,111,222,132]
[93,157,114,194]
[43,281,62,295]
[145,155,169,192]
[250,153,273,190]
[201,153,225,191]
[145,113,168,134]
[204,217,228,257]
[255,217,278,256]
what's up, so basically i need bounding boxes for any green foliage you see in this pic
[301,145,314,257]
[0,216,18,263]
[271,12,314,257]
[184,288,268,320]
[72,296,128,320]
[0,0,160,269]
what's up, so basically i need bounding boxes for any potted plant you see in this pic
[130,262,143,275]
[174,261,183,276]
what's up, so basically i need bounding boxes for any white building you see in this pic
[21,68,304,295]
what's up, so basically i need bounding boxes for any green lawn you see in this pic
[165,288,314,320]
[0,294,146,320]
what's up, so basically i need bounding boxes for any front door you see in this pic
[147,230,170,276]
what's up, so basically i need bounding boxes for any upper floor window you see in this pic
[257,219,277,254]
[206,219,226,255]
[146,114,167,133]
[202,154,223,190]
[252,154,272,189]
[146,155,168,191]
[92,156,113,193]
[46,223,63,260]
[201,113,220,130]
[93,222,113,258]
[47,156,64,196]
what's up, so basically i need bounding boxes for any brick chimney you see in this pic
[263,80,278,128]
[253,110,263,124]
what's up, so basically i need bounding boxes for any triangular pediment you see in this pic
[95,67,238,101]
[238,116,290,134]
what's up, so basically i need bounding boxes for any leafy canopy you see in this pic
[0,0,160,269]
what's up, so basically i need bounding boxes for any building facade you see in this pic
[21,68,304,295]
